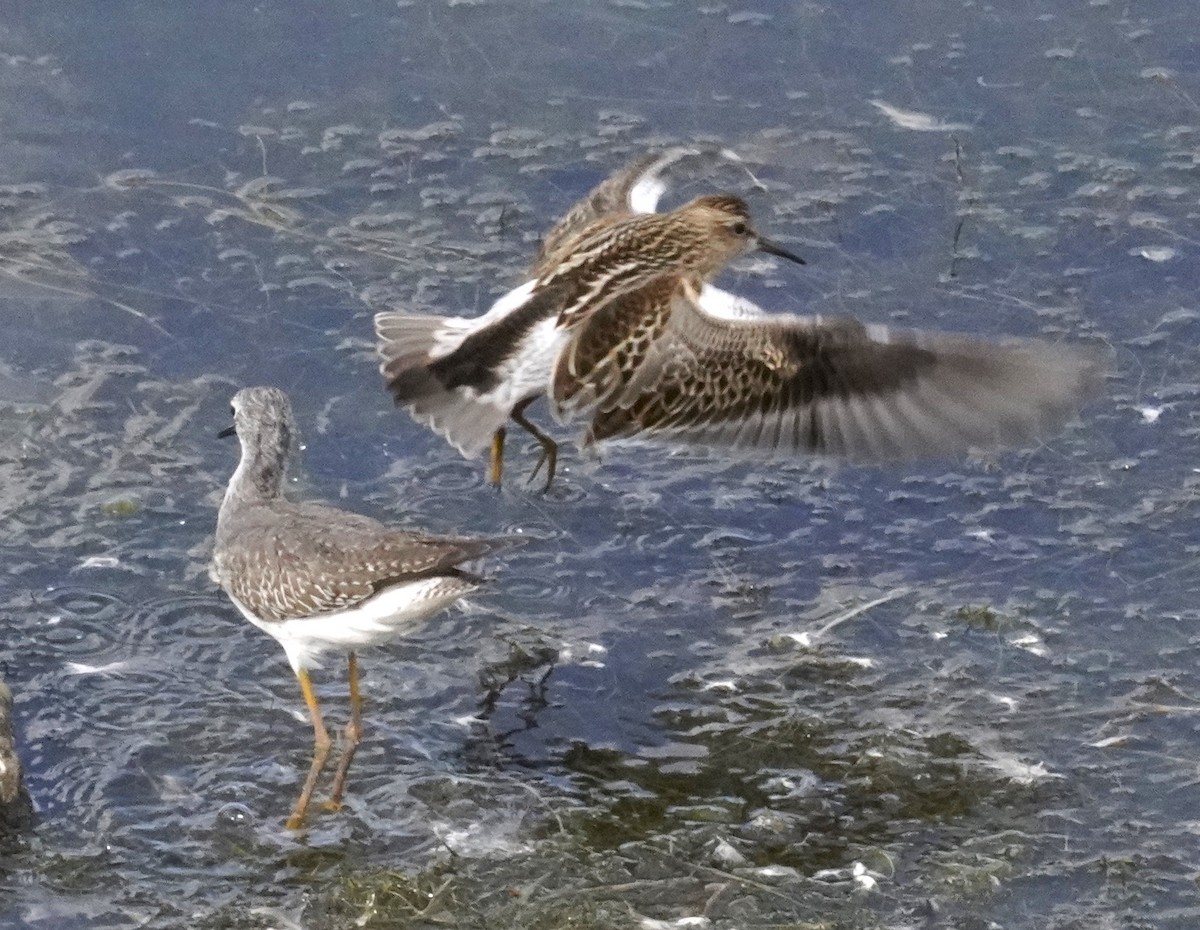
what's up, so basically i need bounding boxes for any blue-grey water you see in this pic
[1,2,1198,927]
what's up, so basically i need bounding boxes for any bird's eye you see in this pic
[229,405,235,416]
[731,221,748,236]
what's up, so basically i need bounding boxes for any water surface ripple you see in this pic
[1,2,1198,928]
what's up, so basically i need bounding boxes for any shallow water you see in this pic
[2,1,1199,927]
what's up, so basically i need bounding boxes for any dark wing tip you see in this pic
[375,311,454,402]
[380,362,444,405]
[580,323,1112,465]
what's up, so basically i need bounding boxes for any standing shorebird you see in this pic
[376,186,804,489]
[211,386,513,829]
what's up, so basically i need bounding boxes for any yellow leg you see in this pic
[511,398,558,492]
[326,652,364,811]
[488,427,506,487]
[286,668,332,831]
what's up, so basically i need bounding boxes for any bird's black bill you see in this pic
[217,425,237,439]
[756,237,806,266]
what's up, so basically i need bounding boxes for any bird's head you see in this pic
[676,194,805,278]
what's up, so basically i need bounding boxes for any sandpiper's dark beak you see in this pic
[217,425,237,439]
[756,236,806,266]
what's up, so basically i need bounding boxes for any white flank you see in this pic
[385,279,565,458]
[413,315,570,458]
[233,577,476,674]
[697,283,770,320]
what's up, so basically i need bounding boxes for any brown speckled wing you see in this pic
[557,285,1109,463]
[221,503,506,622]
[532,154,660,276]
[539,215,695,332]
[551,277,680,418]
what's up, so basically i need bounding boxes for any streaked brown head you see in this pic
[671,194,805,278]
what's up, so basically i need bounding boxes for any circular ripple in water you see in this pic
[129,593,236,650]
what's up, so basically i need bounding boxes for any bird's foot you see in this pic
[285,812,307,831]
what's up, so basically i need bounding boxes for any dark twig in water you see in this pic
[948,135,973,280]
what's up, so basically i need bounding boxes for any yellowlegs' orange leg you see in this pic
[511,398,558,491]
[488,427,506,487]
[326,652,364,811]
[286,668,332,830]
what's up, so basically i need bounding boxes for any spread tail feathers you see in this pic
[375,312,457,403]
[374,310,510,459]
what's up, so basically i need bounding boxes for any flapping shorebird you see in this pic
[376,153,1107,488]
[211,386,514,829]
[376,154,804,488]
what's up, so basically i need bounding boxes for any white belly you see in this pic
[232,576,477,675]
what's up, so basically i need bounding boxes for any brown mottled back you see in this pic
[216,500,505,623]
[532,152,666,276]
[539,194,766,331]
